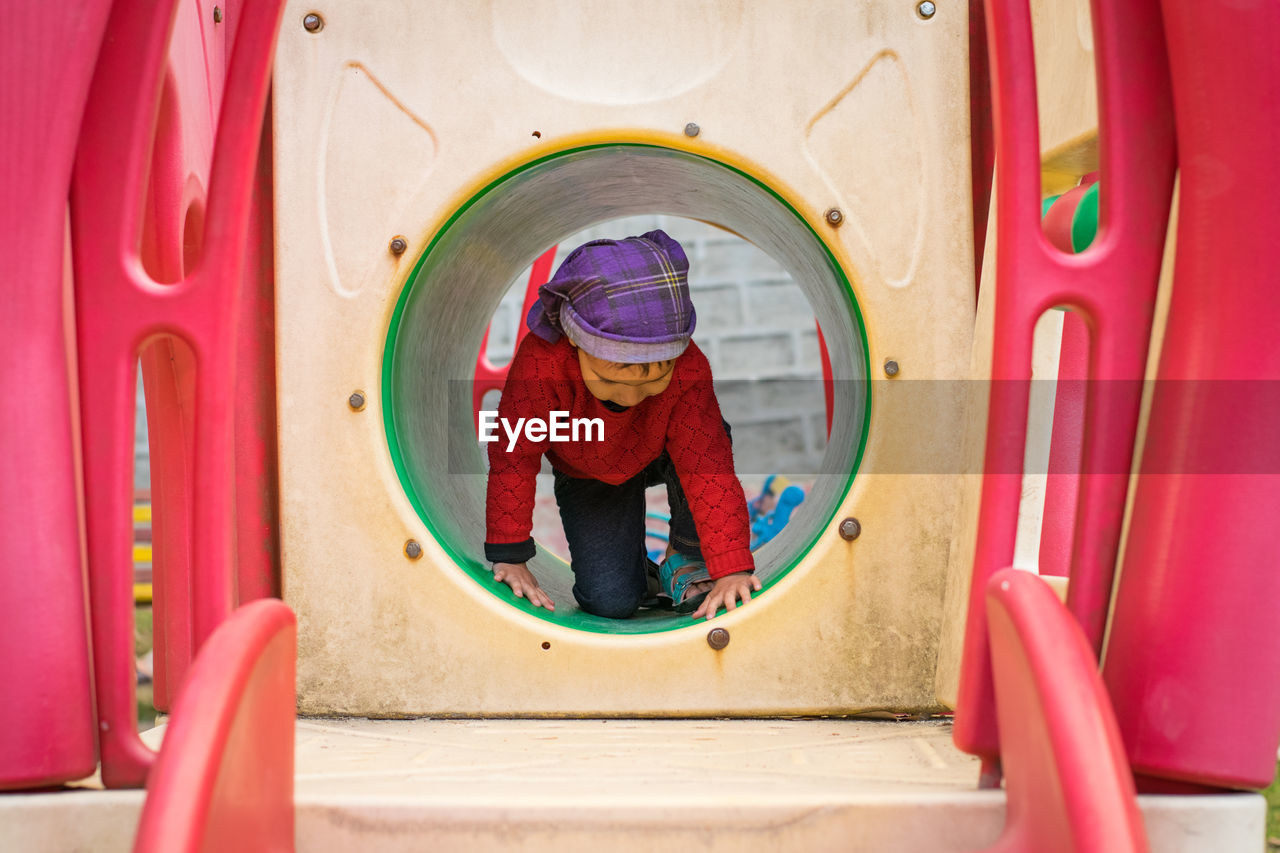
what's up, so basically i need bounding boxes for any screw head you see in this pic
[389,236,408,255]
[838,518,862,541]
[303,12,323,32]
[917,1,937,19]
[884,359,900,377]
[684,122,701,138]
[348,391,366,411]
[213,6,223,23]
[824,207,844,227]
[707,627,730,650]
[404,539,423,560]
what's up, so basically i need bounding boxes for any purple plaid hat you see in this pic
[526,230,697,363]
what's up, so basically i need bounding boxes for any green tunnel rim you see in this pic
[381,142,872,634]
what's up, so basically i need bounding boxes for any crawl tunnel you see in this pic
[383,145,867,634]
[273,0,976,716]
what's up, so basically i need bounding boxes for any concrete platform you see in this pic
[2,718,1265,851]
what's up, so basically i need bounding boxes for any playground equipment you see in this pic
[982,568,1146,852]
[1101,0,1280,792]
[2,0,1279,849]
[70,0,283,788]
[0,0,111,791]
[273,0,978,715]
[134,599,296,853]
[945,0,1177,771]
[643,476,807,565]
[747,475,807,550]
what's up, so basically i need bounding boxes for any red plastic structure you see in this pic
[1101,0,1280,791]
[0,0,112,791]
[135,0,229,715]
[982,569,1146,853]
[1036,180,1096,579]
[954,0,1176,766]
[134,598,296,853]
[138,2,283,715]
[1037,311,1088,578]
[70,0,284,788]
[815,324,834,438]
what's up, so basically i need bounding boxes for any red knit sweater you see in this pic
[484,335,754,579]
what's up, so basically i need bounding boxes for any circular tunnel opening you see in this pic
[384,144,869,634]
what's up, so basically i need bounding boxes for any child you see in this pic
[484,230,761,620]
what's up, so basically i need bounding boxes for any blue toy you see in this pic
[747,475,806,549]
[645,475,806,560]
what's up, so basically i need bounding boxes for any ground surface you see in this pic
[126,603,1276,849]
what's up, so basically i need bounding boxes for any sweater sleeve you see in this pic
[484,336,556,561]
[664,351,755,579]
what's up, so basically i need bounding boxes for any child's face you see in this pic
[576,349,676,408]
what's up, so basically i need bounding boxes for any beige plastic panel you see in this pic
[935,186,998,708]
[1031,0,1099,192]
[274,0,976,716]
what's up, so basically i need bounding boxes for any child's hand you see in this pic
[692,572,762,621]
[492,562,555,610]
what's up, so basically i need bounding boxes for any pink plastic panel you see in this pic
[134,599,296,853]
[1101,0,1280,791]
[1037,310,1088,578]
[0,0,111,791]
[70,0,284,788]
[954,0,1176,762]
[1036,184,1097,579]
[982,570,1145,853]
[140,335,196,714]
[138,1,230,712]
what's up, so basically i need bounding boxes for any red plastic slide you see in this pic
[134,598,296,853]
[982,569,1146,852]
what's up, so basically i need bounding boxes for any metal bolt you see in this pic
[707,627,730,650]
[824,207,844,227]
[838,518,862,541]
[541,641,551,650]
[684,122,701,138]
[213,6,223,23]
[389,236,408,256]
[917,1,936,19]
[404,539,423,560]
[303,12,323,32]
[348,391,366,411]
[884,359,900,377]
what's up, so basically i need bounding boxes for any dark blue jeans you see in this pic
[554,423,729,618]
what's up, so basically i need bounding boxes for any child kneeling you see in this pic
[484,230,760,619]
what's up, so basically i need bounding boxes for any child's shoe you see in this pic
[659,553,713,613]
